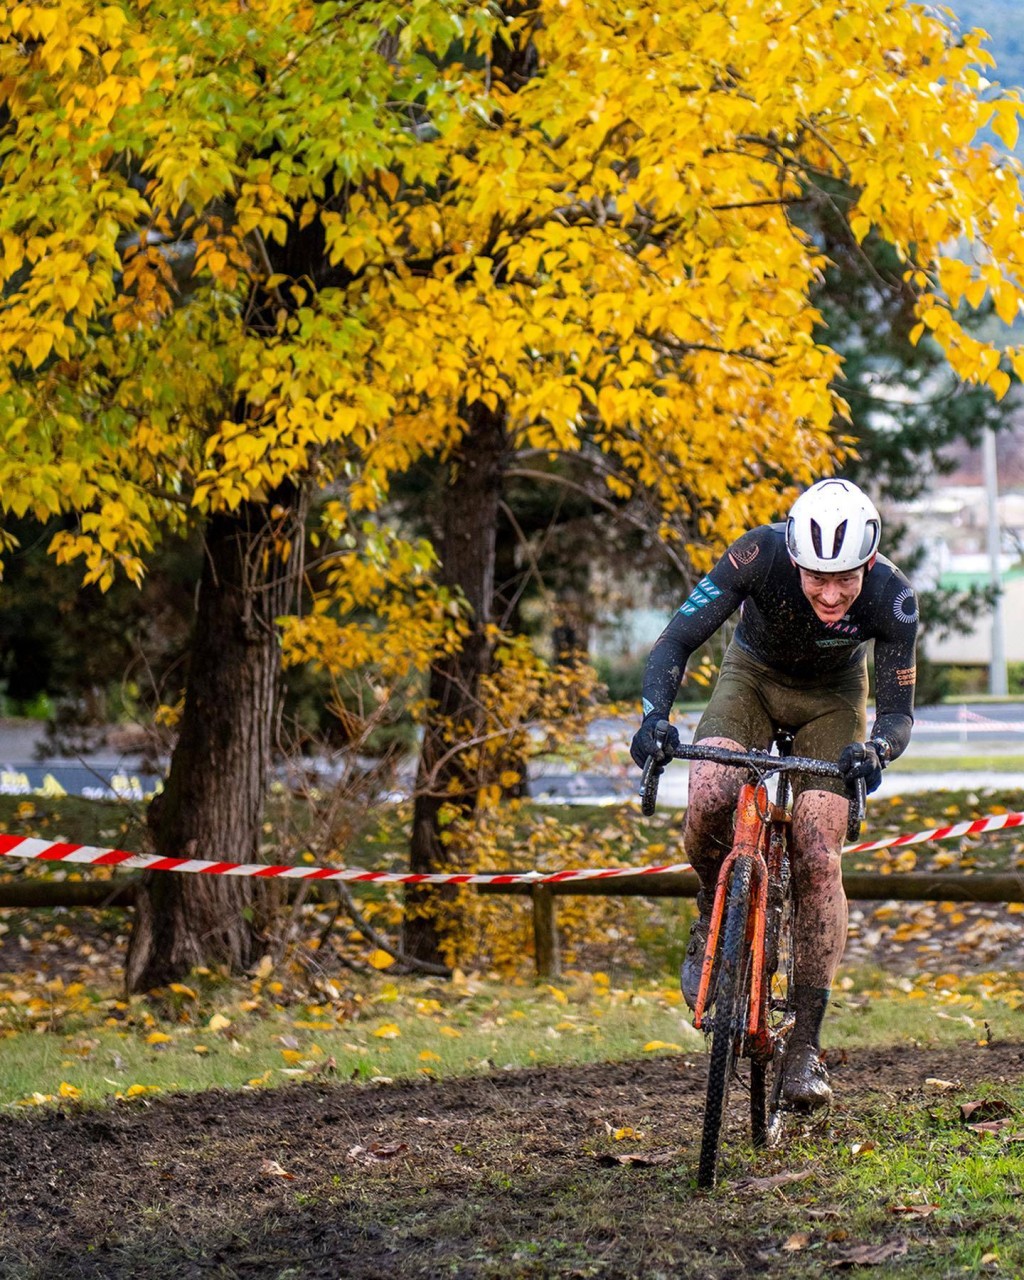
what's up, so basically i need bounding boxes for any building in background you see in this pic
[895,419,1024,667]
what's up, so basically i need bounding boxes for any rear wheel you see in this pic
[698,857,754,1189]
[750,885,795,1148]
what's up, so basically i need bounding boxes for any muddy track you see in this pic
[2,1041,1023,1279]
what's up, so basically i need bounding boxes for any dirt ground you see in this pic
[3,1041,1023,1280]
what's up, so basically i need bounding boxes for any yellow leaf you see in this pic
[612,1125,642,1141]
[169,983,197,1000]
[58,1082,82,1099]
[373,1022,401,1039]
[418,1049,442,1062]
[545,984,568,1004]
[439,1026,462,1038]
[642,1040,682,1053]
[146,1031,172,1045]
[193,1044,210,1055]
[992,101,1021,150]
[207,1013,231,1032]
[988,368,1011,400]
[280,1048,304,1064]
[367,949,395,970]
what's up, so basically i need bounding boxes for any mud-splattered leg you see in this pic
[779,787,849,1107]
[681,736,748,889]
[678,737,749,1008]
[790,788,849,988]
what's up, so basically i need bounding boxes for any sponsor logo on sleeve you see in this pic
[893,586,919,624]
[896,665,916,687]
[678,576,722,617]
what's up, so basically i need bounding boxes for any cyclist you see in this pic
[630,478,918,1109]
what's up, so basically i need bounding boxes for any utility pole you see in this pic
[982,426,1008,697]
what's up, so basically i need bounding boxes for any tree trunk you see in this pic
[403,403,507,966]
[124,486,307,992]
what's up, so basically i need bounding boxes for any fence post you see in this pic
[532,884,560,979]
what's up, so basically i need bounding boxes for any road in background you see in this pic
[532,703,1024,807]
[1,703,1023,809]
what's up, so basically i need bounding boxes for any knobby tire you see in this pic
[698,857,754,1189]
[750,890,795,1149]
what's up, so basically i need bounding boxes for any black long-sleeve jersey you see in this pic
[641,524,919,757]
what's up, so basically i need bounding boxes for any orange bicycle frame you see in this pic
[693,780,789,1045]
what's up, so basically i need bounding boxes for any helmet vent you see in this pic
[831,519,848,559]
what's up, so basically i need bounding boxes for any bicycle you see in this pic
[640,721,866,1189]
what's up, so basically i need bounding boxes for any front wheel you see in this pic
[698,857,755,1189]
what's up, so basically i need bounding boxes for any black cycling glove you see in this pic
[838,740,887,794]
[630,713,680,768]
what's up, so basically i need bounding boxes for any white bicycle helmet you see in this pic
[786,479,881,572]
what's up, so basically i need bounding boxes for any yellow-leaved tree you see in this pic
[1,0,1023,978]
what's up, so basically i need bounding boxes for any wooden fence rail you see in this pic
[479,870,1024,978]
[3,869,1024,980]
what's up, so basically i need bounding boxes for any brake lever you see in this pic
[639,719,672,817]
[846,775,867,842]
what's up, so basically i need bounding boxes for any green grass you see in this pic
[4,968,1024,1112]
[0,973,699,1108]
[889,754,1024,773]
[771,1085,1024,1276]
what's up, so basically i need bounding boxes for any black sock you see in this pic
[791,984,831,1048]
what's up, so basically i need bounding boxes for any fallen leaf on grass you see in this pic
[889,1204,939,1217]
[605,1123,644,1141]
[642,1040,682,1053]
[782,1232,810,1252]
[960,1098,1011,1123]
[595,1148,683,1167]
[924,1078,960,1092]
[833,1240,908,1268]
[346,1141,409,1163]
[967,1119,1017,1136]
[260,1159,296,1180]
[735,1170,814,1193]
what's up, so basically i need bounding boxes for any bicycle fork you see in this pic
[693,782,770,1041]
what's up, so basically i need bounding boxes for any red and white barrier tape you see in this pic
[0,834,691,885]
[0,811,1021,886]
[843,810,1024,855]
